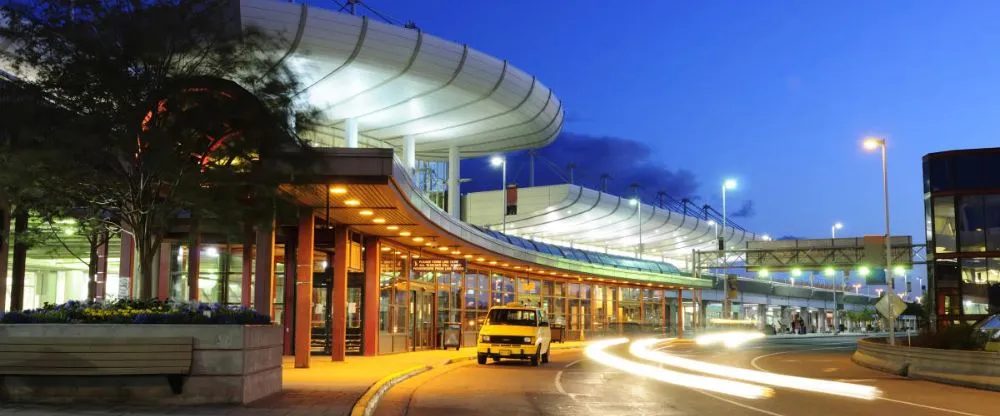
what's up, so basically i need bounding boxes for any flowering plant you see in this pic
[0,299,270,325]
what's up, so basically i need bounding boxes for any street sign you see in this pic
[875,293,906,319]
[411,258,467,273]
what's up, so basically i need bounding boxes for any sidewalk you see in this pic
[0,341,589,416]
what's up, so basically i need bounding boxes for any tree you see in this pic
[0,0,318,300]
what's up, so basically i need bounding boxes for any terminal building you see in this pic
[0,0,882,366]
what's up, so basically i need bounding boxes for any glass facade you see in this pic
[924,148,1000,326]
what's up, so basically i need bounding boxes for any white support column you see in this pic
[345,118,358,148]
[757,304,766,330]
[403,135,416,172]
[447,145,460,218]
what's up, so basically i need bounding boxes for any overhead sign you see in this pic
[742,235,913,272]
[411,258,467,273]
[875,293,907,320]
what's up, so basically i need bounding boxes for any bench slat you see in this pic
[0,366,189,375]
[0,344,190,353]
[0,337,192,346]
[0,351,192,362]
[0,359,191,368]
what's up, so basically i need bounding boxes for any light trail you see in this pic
[629,338,882,401]
[695,331,765,348]
[584,338,774,400]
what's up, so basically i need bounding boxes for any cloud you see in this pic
[460,132,700,199]
[777,235,803,240]
[730,200,755,218]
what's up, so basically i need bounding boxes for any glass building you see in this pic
[924,147,1000,327]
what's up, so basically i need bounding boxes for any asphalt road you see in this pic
[375,336,1000,416]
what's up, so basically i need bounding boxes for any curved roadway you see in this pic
[376,336,1000,416]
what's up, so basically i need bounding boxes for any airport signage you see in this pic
[411,258,467,272]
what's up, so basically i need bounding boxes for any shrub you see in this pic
[912,324,982,350]
[0,299,270,325]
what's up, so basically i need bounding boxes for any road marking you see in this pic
[836,379,876,382]
[554,358,585,400]
[749,346,851,372]
[878,397,987,416]
[690,389,787,416]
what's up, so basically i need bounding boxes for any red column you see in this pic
[677,289,684,338]
[294,211,314,368]
[157,243,170,300]
[283,241,296,356]
[119,233,135,299]
[331,226,348,361]
[362,237,380,356]
[241,227,253,308]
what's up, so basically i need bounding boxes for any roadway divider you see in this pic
[350,341,589,416]
[852,337,1000,392]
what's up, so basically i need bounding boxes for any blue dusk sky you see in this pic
[307,0,1000,245]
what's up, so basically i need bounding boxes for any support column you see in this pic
[255,218,276,318]
[332,226,349,361]
[362,237,380,356]
[345,118,358,148]
[157,243,170,300]
[187,221,201,301]
[294,210,314,368]
[94,236,109,301]
[447,145,460,218]
[0,206,9,311]
[757,304,767,330]
[283,238,297,356]
[119,232,135,299]
[799,307,812,333]
[403,135,416,173]
[818,308,827,332]
[241,226,253,307]
[676,289,684,338]
[699,299,708,328]
[10,210,27,311]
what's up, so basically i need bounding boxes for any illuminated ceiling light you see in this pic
[411,254,420,258]
[586,277,594,280]
[399,231,411,237]
[387,225,399,231]
[359,210,374,216]
[477,257,486,262]
[438,246,449,251]
[329,186,347,194]
[380,247,391,251]
[452,251,461,255]
[412,237,424,242]
[501,263,508,267]
[463,254,473,259]
[345,199,361,206]
[824,267,835,277]
[372,218,386,224]
[791,268,802,277]
[759,269,769,277]
[514,265,521,269]
[894,266,906,276]
[489,261,497,265]
[400,254,408,258]
[562,273,568,277]
[425,242,433,246]
[859,266,871,277]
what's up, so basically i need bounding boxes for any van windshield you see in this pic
[487,309,537,326]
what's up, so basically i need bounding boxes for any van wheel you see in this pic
[477,354,487,365]
[492,357,501,363]
[541,350,549,364]
[530,350,540,367]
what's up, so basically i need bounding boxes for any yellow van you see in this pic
[477,302,552,366]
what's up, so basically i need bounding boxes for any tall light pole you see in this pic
[832,222,843,239]
[830,222,843,333]
[721,179,737,318]
[629,198,643,259]
[490,155,507,233]
[863,137,894,345]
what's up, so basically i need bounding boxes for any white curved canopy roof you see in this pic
[474,185,762,262]
[241,0,564,159]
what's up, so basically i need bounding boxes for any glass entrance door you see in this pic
[311,271,332,355]
[410,290,435,351]
[345,273,364,355]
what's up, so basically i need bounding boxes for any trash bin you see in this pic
[550,323,565,343]
[442,322,461,350]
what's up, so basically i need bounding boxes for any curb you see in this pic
[349,364,431,416]
[350,343,588,416]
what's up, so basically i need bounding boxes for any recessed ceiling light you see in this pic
[400,254,408,258]
[359,210,374,216]
[413,237,424,242]
[502,263,509,267]
[329,187,347,194]
[438,246,449,251]
[489,261,497,265]
[399,231,411,237]
[387,225,399,230]
[451,251,461,255]
[411,254,420,258]
[380,247,390,251]
[372,218,385,224]
[425,242,433,246]
[345,199,360,206]
[477,257,485,262]
[463,254,473,259]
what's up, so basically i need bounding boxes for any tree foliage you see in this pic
[0,0,319,299]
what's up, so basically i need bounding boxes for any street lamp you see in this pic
[629,198,642,258]
[825,266,840,333]
[853,283,861,294]
[721,179,737,318]
[862,136,895,345]
[490,155,507,233]
[832,222,843,239]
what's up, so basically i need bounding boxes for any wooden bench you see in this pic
[0,337,194,394]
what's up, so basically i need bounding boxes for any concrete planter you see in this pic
[0,324,282,405]
[853,337,1000,391]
